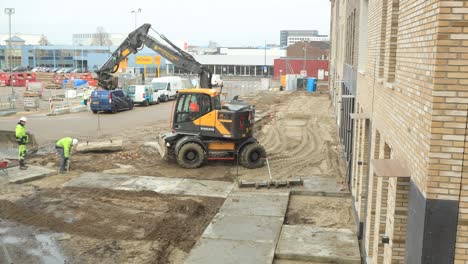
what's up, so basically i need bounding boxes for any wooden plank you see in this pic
[371,159,411,178]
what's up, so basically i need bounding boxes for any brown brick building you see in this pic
[286,41,330,60]
[329,0,468,263]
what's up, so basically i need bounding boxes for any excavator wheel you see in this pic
[176,142,206,169]
[240,143,266,169]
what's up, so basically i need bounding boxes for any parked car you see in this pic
[126,85,158,106]
[56,68,68,73]
[71,68,85,73]
[12,66,28,72]
[90,89,134,114]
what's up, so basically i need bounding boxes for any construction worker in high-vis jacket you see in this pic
[15,117,28,170]
[55,137,79,174]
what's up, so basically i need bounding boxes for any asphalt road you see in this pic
[0,101,173,144]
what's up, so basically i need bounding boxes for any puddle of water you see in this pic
[0,220,68,264]
[2,235,21,244]
[34,234,67,264]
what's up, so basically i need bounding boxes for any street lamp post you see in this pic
[131,8,141,29]
[4,8,15,97]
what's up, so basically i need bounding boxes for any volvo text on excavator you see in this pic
[95,23,266,169]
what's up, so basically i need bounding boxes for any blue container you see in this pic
[306,78,317,92]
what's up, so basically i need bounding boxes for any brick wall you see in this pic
[286,41,330,59]
[332,0,468,262]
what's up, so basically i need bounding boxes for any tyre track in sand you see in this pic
[237,92,345,182]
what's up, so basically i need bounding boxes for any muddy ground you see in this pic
[0,88,348,263]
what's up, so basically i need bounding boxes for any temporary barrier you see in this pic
[0,73,10,86]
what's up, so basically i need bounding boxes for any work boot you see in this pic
[19,160,28,170]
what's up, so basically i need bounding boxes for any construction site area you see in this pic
[0,74,362,263]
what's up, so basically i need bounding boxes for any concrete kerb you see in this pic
[46,106,88,116]
[0,110,17,116]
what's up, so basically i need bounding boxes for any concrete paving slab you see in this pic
[290,176,343,195]
[202,213,283,243]
[174,179,234,198]
[219,192,289,217]
[6,165,56,184]
[76,140,123,152]
[184,238,274,264]
[63,172,133,188]
[114,176,183,192]
[275,225,360,264]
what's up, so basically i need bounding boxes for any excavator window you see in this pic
[175,94,201,122]
[200,95,212,115]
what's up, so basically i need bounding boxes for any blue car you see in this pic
[90,89,134,114]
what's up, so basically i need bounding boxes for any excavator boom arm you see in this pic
[96,23,212,90]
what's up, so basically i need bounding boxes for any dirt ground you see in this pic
[0,88,348,263]
[285,195,355,230]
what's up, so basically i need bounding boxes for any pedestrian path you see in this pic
[64,172,234,198]
[184,191,289,264]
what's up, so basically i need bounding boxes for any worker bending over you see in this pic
[15,117,28,170]
[55,137,79,174]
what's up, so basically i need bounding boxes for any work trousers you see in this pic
[55,147,67,172]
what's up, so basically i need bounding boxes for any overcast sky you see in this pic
[0,0,330,46]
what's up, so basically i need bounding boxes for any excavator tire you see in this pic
[240,143,266,169]
[176,142,206,169]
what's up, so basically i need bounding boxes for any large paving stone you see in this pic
[63,172,133,188]
[219,192,289,217]
[202,213,283,243]
[114,176,183,192]
[275,225,360,264]
[290,176,346,195]
[173,179,234,198]
[184,238,274,264]
[76,140,123,152]
[5,165,56,184]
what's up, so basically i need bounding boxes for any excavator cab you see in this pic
[172,89,254,140]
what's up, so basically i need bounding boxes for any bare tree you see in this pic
[91,26,112,46]
[38,34,50,45]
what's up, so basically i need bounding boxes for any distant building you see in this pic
[286,41,330,60]
[280,30,329,47]
[0,43,285,77]
[0,34,42,46]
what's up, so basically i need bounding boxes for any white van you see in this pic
[151,76,193,102]
[126,85,157,106]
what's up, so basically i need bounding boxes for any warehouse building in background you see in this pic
[280,30,329,47]
[330,0,468,263]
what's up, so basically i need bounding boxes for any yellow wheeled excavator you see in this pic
[96,23,266,169]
